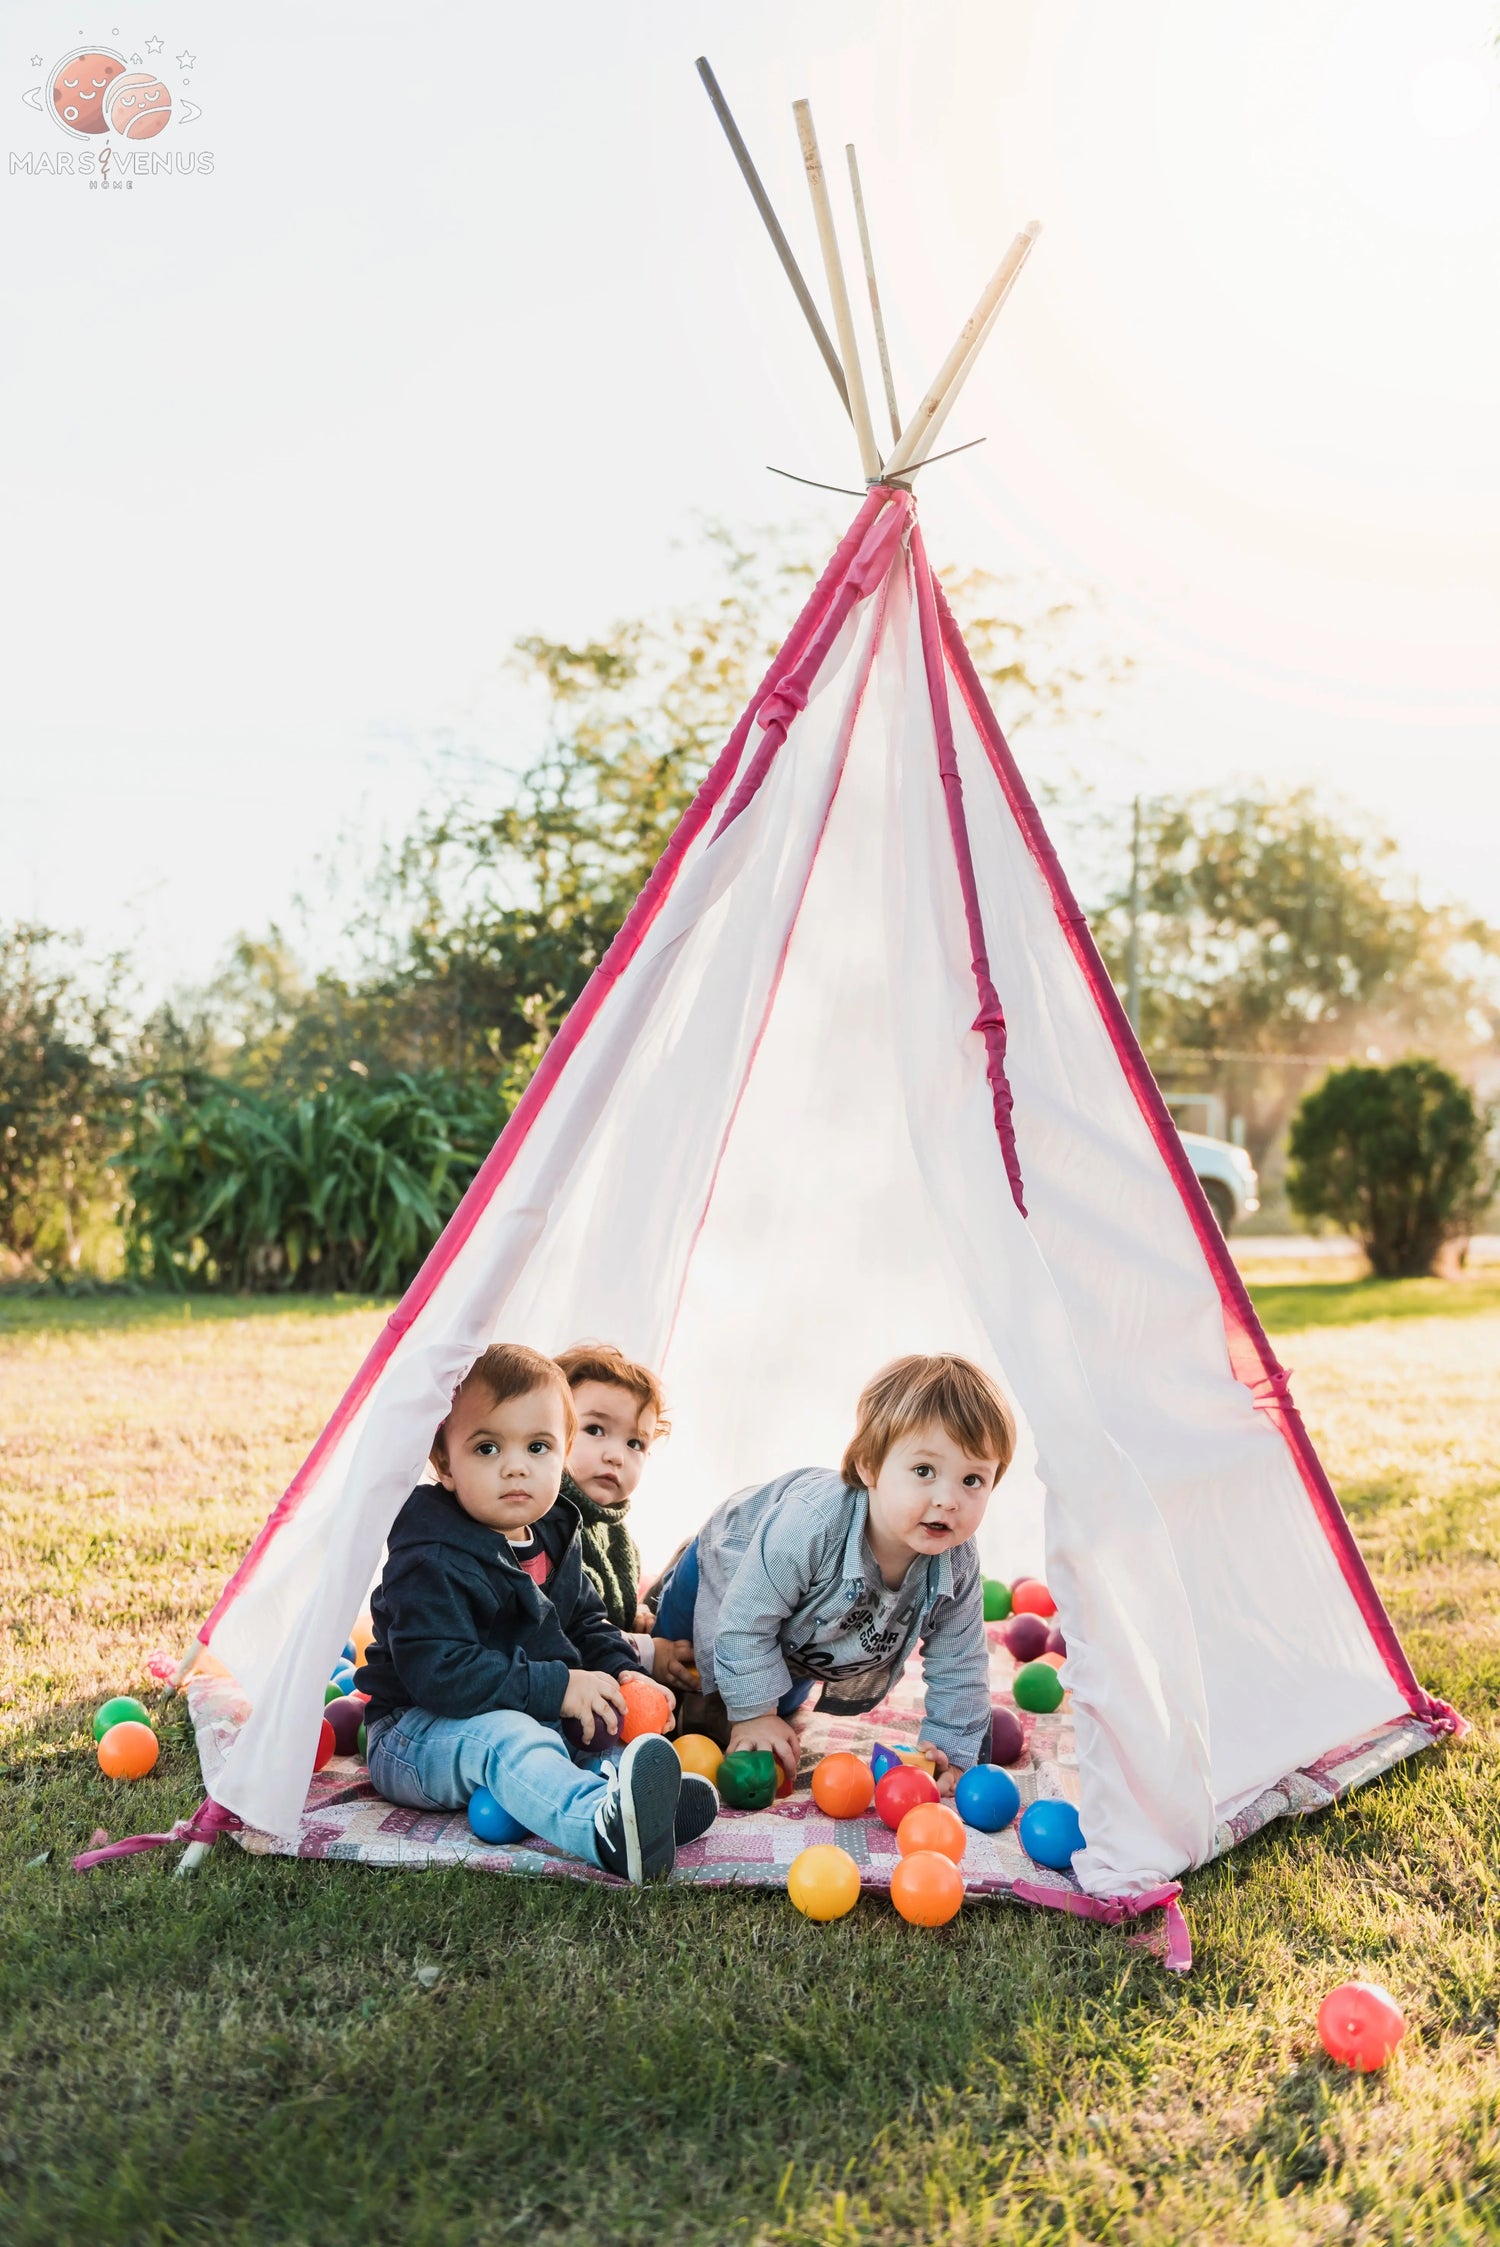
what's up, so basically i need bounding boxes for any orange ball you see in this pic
[1037,1650,1066,1671]
[1011,1579,1057,1619]
[673,1733,723,1782]
[619,1674,673,1743]
[811,1752,876,1819]
[96,1720,159,1781]
[348,1613,375,1667]
[889,1848,965,1927]
[896,1802,967,1864]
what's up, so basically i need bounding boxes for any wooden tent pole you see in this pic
[794,99,882,483]
[846,143,901,446]
[694,58,851,418]
[884,221,1041,480]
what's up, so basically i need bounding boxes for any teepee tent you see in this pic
[166,73,1456,1899]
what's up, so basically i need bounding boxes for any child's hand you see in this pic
[728,1713,800,1783]
[924,1746,957,1797]
[650,1637,698,1690]
[620,1667,675,1713]
[561,1669,627,1738]
[634,1603,655,1633]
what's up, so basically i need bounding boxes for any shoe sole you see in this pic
[674,1772,720,1846]
[618,1735,681,1883]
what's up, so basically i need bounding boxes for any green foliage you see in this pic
[1287,1058,1494,1278]
[0,925,127,1277]
[117,1071,515,1293]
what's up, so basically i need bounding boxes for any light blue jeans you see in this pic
[367,1706,610,1867]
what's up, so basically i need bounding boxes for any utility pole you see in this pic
[1126,794,1142,1038]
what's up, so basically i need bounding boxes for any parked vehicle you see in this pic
[1179,1130,1259,1234]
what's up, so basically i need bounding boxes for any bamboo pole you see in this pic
[846,144,901,446]
[168,1635,205,1693]
[793,99,882,483]
[883,221,1041,480]
[694,58,851,418]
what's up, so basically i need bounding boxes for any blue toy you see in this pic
[955,1763,1021,1833]
[870,1742,903,1783]
[341,1639,357,1664]
[467,1787,528,1846]
[329,1661,356,1693]
[1018,1797,1085,1870]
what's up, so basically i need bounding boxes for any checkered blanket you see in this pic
[186,1628,1439,1910]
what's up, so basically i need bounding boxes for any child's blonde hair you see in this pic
[430,1343,577,1476]
[554,1340,671,1443]
[841,1353,1015,1489]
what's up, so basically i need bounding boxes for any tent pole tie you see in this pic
[1011,1878,1192,1973]
[71,1796,241,1875]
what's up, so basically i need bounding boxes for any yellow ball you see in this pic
[787,1843,862,1923]
[673,1733,723,1783]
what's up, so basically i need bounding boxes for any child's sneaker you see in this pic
[594,1734,680,1883]
[674,1771,719,1846]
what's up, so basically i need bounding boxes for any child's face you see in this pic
[863,1421,999,1562]
[567,1379,656,1510]
[435,1379,569,1540]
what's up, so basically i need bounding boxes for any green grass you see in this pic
[2,1288,1497,2245]
[1246,1275,1500,1336]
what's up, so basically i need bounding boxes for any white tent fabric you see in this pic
[195,488,1451,1892]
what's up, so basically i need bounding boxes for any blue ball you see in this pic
[955,1762,1021,1833]
[341,1639,357,1664]
[330,1661,355,1691]
[466,1787,528,1846]
[1018,1797,1085,1870]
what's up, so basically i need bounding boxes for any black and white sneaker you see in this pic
[593,1734,680,1883]
[674,1772,719,1847]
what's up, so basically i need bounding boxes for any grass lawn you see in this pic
[1,1286,1496,2245]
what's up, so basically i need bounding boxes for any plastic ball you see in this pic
[1317,1982,1407,2071]
[341,1639,356,1664]
[324,1680,347,1706]
[96,1720,159,1780]
[467,1786,529,1846]
[1037,1651,1066,1672]
[348,1615,375,1666]
[329,1664,356,1696]
[1011,1578,1057,1619]
[775,1759,795,1800]
[561,1711,609,1753]
[356,1723,367,1760]
[811,1752,874,1818]
[1045,1627,1067,1657]
[93,1695,150,1742]
[989,1707,1026,1766]
[312,1718,336,1773]
[981,1578,1012,1622]
[870,1742,903,1782]
[955,1762,1021,1832]
[618,1675,673,1743]
[1004,1612,1050,1664]
[324,1694,364,1755]
[673,1733,724,1783]
[717,1749,779,1811]
[1013,1661,1065,1714]
[874,1765,940,1832]
[896,1802,967,1863]
[890,1848,965,1926]
[787,1843,862,1921]
[1018,1797,1084,1869]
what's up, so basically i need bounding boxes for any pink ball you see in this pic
[989,1706,1025,1765]
[1004,1613,1049,1663]
[1045,1626,1067,1658]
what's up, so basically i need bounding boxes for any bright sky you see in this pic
[4,0,1498,997]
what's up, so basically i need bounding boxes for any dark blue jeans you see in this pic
[654,1537,815,1717]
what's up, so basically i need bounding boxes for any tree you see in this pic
[0,925,127,1275]
[1287,1059,1493,1277]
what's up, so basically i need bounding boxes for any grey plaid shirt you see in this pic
[690,1468,991,1768]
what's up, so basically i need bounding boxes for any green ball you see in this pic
[357,1723,367,1760]
[1012,1661,1064,1715]
[93,1696,151,1742]
[717,1748,778,1811]
[982,1578,1012,1623]
[324,1681,346,1705]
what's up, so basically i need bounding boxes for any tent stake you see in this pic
[794,99,883,483]
[846,144,902,446]
[884,221,1041,480]
[168,1635,205,1694]
[694,57,851,419]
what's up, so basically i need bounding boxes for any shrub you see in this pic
[117,1071,515,1293]
[0,925,127,1277]
[1287,1059,1493,1278]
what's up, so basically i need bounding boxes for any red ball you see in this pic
[989,1706,1025,1766]
[313,1717,336,1772]
[1011,1578,1057,1619]
[1004,1612,1049,1663]
[874,1765,940,1831]
[1317,1982,1407,2071]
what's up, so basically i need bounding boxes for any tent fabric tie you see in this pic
[1011,1877,1193,1973]
[71,1796,241,1873]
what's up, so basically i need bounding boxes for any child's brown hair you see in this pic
[430,1343,577,1476]
[554,1340,671,1442]
[840,1353,1015,1489]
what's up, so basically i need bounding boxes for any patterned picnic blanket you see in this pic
[186,1628,1440,1905]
